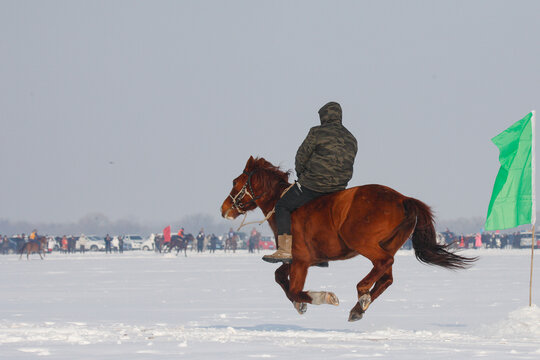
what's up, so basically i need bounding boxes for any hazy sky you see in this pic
[1,0,539,227]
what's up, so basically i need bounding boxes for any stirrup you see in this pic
[262,254,292,264]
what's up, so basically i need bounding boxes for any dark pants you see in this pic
[275,182,329,235]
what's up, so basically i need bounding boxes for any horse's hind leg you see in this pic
[349,250,394,322]
[369,267,393,303]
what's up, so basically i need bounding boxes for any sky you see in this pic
[1,0,540,228]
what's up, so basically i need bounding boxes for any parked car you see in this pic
[77,235,106,251]
[258,236,275,250]
[141,234,155,251]
[122,235,145,250]
[517,231,540,249]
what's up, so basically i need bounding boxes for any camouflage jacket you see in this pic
[295,102,357,193]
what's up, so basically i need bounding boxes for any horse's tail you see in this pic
[404,198,477,269]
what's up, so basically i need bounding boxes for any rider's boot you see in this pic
[262,234,292,263]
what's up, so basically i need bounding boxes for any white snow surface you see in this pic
[1,249,539,359]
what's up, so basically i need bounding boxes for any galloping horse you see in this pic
[221,156,476,321]
[19,236,48,260]
[164,234,194,256]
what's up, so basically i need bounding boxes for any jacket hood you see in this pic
[318,102,342,125]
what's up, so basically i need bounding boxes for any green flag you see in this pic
[485,112,536,231]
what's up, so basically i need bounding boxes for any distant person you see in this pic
[154,234,162,253]
[118,235,124,253]
[230,234,238,253]
[68,235,76,253]
[209,234,218,253]
[248,230,257,254]
[2,235,9,255]
[61,235,68,253]
[196,228,205,253]
[29,229,38,244]
[105,234,112,254]
[225,228,235,253]
[77,235,85,253]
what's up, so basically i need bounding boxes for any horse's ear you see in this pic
[246,156,255,169]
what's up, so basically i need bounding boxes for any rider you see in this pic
[29,229,38,244]
[262,101,358,263]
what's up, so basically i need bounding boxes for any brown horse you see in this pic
[221,156,476,321]
[164,234,193,256]
[19,236,48,260]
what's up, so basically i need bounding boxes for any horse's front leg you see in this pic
[274,263,290,295]
[286,261,315,315]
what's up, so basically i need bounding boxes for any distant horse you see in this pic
[221,156,476,322]
[224,235,238,253]
[19,236,48,260]
[164,234,194,256]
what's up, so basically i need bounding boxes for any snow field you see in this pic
[0,249,539,359]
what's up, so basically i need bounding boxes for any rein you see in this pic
[236,183,295,231]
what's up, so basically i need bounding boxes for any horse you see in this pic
[164,234,194,256]
[19,236,48,260]
[221,156,476,322]
[224,235,238,253]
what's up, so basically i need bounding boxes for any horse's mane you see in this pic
[247,157,291,192]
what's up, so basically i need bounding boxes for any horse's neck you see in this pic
[258,181,291,237]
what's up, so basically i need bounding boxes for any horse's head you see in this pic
[221,156,290,220]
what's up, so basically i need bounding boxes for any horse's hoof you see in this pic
[307,291,340,306]
[348,310,364,322]
[358,294,371,311]
[327,292,340,306]
[293,301,307,315]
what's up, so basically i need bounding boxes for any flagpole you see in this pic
[530,110,536,307]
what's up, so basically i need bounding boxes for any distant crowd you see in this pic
[3,227,539,256]
[404,229,540,250]
[1,227,275,255]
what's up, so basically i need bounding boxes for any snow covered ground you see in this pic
[0,249,539,359]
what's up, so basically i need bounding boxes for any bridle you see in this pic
[229,170,261,215]
[228,169,296,231]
